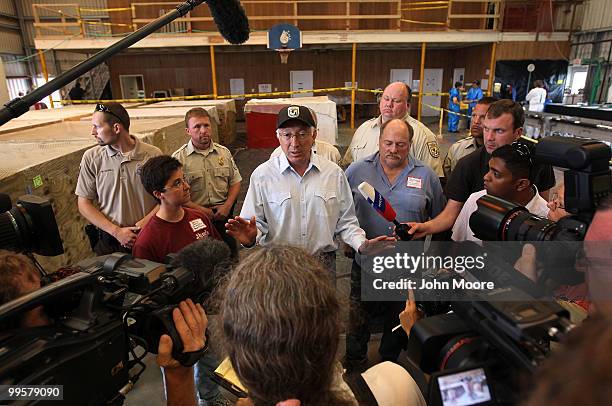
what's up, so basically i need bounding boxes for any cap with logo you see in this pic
[277,105,316,129]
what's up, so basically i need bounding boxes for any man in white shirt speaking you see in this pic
[226,105,392,283]
[452,141,549,243]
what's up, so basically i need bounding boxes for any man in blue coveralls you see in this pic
[448,81,463,133]
[466,80,484,126]
[343,118,446,372]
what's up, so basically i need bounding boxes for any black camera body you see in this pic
[409,136,610,404]
[0,252,214,405]
[0,194,64,256]
[471,136,611,243]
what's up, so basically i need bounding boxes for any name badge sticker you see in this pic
[189,218,207,232]
[406,177,422,189]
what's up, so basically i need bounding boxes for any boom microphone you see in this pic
[206,0,250,44]
[358,182,412,241]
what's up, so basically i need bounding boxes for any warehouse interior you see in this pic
[0,0,611,405]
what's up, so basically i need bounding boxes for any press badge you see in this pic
[189,218,207,232]
[406,177,422,189]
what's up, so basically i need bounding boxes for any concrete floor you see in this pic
[124,116,465,405]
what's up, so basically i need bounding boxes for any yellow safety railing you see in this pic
[32,0,511,38]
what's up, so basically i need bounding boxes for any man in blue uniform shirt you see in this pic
[343,118,446,370]
[448,81,462,133]
[466,80,484,126]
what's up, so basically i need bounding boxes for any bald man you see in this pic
[342,82,443,177]
[344,118,445,369]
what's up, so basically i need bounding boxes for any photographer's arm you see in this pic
[157,299,207,406]
[407,199,464,239]
[399,290,420,336]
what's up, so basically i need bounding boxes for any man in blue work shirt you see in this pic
[343,118,446,371]
[466,80,484,126]
[448,81,463,133]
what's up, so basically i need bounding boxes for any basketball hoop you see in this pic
[268,24,301,65]
[278,49,292,64]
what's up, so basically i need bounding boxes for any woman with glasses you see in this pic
[132,155,222,263]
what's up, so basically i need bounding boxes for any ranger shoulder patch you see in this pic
[427,141,440,158]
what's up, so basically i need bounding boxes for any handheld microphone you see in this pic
[357,182,412,241]
[205,0,250,44]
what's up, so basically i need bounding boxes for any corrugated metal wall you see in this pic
[0,28,22,54]
[581,0,612,31]
[1,55,29,77]
[0,0,16,15]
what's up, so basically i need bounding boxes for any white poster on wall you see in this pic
[258,83,272,94]
[230,78,245,100]
[390,69,413,88]
[453,68,465,86]
[290,70,313,98]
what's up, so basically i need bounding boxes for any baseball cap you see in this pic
[277,105,316,129]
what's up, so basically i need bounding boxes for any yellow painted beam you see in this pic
[417,42,426,121]
[351,43,357,130]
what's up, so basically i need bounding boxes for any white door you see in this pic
[119,75,145,99]
[390,69,413,88]
[290,70,313,98]
[421,68,443,117]
[230,78,245,100]
[453,68,465,86]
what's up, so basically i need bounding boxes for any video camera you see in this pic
[0,194,64,256]
[471,136,611,242]
[407,136,610,405]
[0,197,231,405]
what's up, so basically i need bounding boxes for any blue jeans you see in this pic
[194,338,222,403]
[448,107,460,132]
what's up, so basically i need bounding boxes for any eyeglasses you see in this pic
[95,103,125,127]
[511,141,533,167]
[277,130,312,141]
[163,176,189,192]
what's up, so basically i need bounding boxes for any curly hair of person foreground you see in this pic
[217,246,354,406]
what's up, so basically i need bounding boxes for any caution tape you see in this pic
[66,94,215,104]
[65,87,480,105]
[422,103,470,118]
[64,87,355,105]
[83,20,135,28]
[355,88,453,97]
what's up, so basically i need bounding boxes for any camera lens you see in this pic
[0,207,30,252]
[504,211,557,241]
[470,195,559,242]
